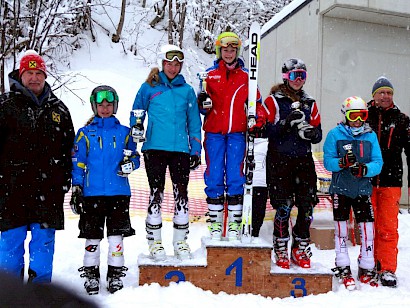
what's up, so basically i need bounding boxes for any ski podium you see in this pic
[138,22,333,298]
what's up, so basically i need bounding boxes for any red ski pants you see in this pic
[371,187,400,273]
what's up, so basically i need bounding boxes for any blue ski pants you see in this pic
[0,223,56,283]
[204,132,246,198]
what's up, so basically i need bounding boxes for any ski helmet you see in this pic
[157,44,184,71]
[90,85,119,115]
[341,96,368,123]
[215,32,242,60]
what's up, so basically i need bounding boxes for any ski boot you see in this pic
[148,240,166,261]
[146,223,166,261]
[79,266,100,295]
[291,238,312,268]
[358,267,378,287]
[332,266,356,291]
[208,222,223,240]
[206,201,224,240]
[227,209,242,241]
[107,265,128,294]
[173,227,191,260]
[273,237,290,269]
[379,270,397,288]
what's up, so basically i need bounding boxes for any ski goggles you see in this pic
[282,69,307,81]
[164,50,184,62]
[90,90,118,104]
[216,36,241,48]
[346,109,368,122]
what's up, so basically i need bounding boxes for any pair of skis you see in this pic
[241,21,261,243]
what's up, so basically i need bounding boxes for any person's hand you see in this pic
[197,92,212,109]
[285,110,305,128]
[298,123,317,140]
[249,118,266,138]
[339,151,357,168]
[118,158,135,177]
[70,185,84,215]
[350,163,367,177]
[189,155,201,170]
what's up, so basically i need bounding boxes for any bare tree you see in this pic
[112,0,126,43]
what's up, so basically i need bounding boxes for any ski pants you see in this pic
[371,187,400,273]
[143,150,190,229]
[204,132,246,198]
[0,223,55,283]
[332,194,375,269]
[267,151,317,240]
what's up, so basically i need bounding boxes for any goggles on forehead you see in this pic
[282,69,307,81]
[164,50,184,62]
[216,36,241,48]
[90,90,118,104]
[346,109,368,122]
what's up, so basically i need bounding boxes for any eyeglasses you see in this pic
[164,50,184,62]
[90,90,118,104]
[282,69,307,81]
[216,36,241,48]
[346,109,368,122]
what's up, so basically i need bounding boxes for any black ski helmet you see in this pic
[282,58,307,83]
[90,85,119,115]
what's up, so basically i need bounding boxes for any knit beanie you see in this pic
[372,76,393,96]
[19,50,47,78]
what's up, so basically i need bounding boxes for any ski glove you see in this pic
[131,123,145,141]
[285,110,305,128]
[118,158,135,177]
[189,155,201,170]
[298,123,317,140]
[70,185,84,215]
[350,163,367,178]
[339,151,357,169]
[197,91,212,109]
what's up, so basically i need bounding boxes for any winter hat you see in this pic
[372,76,393,96]
[19,50,47,78]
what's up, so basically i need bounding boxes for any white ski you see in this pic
[241,21,261,243]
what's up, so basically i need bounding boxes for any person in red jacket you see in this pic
[197,32,263,241]
[367,76,410,287]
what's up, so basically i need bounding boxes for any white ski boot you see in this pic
[173,227,191,260]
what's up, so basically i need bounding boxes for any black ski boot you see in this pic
[379,270,397,288]
[107,265,128,294]
[79,266,100,295]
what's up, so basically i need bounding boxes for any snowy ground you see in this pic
[50,212,410,307]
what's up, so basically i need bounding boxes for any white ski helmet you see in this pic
[341,96,367,123]
[157,44,184,71]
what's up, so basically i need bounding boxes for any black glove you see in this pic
[350,163,367,177]
[298,123,317,140]
[339,151,357,168]
[284,110,305,128]
[189,155,201,170]
[70,185,84,215]
[197,92,212,109]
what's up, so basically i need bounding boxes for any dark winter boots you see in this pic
[107,265,128,294]
[79,266,100,295]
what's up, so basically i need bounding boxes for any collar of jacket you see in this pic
[92,115,119,128]
[8,69,51,106]
[158,71,186,87]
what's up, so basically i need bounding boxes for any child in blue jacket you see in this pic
[324,96,383,290]
[70,85,140,295]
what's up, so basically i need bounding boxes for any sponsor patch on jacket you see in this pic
[52,111,61,123]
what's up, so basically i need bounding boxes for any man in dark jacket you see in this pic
[0,50,74,283]
[367,76,410,287]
